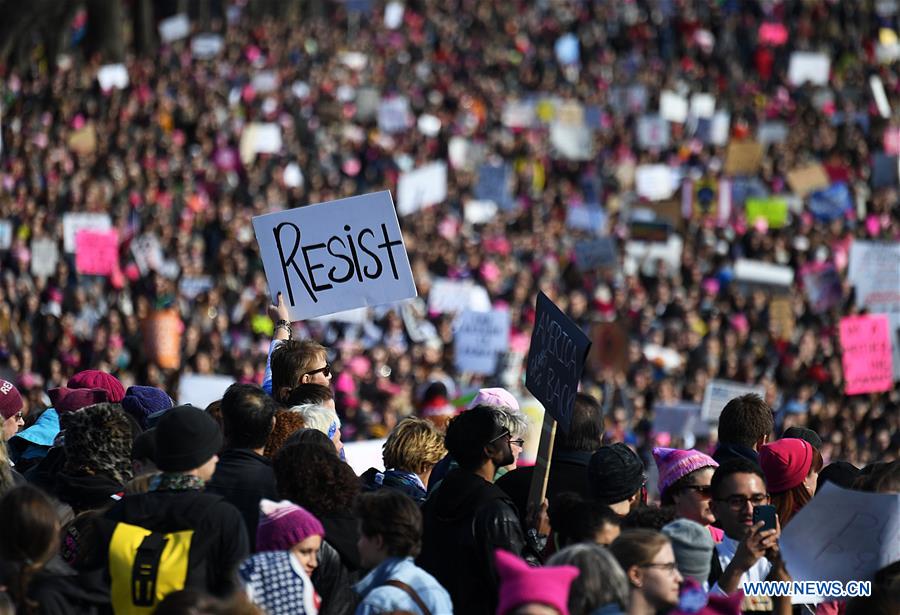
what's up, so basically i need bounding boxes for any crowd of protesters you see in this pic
[1,0,900,613]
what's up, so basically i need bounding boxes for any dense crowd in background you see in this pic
[0,1,899,613]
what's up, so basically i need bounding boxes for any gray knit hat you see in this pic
[661,519,714,584]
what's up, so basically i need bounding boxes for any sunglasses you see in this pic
[680,484,712,497]
[303,364,332,379]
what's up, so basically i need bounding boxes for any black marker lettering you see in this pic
[344,225,364,283]
[326,236,355,283]
[378,223,404,280]
[273,222,315,305]
[358,228,382,280]
[301,243,333,297]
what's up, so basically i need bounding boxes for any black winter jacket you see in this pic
[97,488,249,598]
[417,468,532,615]
[206,448,277,548]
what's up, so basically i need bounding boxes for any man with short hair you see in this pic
[708,458,791,613]
[714,394,774,464]
[417,406,543,615]
[496,393,604,524]
[99,405,248,609]
[206,384,278,546]
[354,490,452,614]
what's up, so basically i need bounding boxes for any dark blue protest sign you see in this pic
[808,183,853,222]
[872,153,899,189]
[475,163,514,211]
[526,292,592,432]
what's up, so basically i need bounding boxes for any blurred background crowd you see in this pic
[1,0,899,469]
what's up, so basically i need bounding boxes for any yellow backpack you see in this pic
[108,522,194,614]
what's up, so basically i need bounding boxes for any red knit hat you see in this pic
[48,387,109,414]
[68,370,125,403]
[759,438,813,493]
[0,379,23,420]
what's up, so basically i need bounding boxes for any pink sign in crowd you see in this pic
[0,1,898,614]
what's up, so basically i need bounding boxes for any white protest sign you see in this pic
[97,64,129,90]
[781,482,900,584]
[179,276,214,300]
[848,241,900,312]
[464,200,498,225]
[377,96,412,134]
[384,1,404,28]
[690,93,716,119]
[550,123,593,160]
[239,123,282,165]
[191,34,224,59]
[702,379,766,422]
[0,221,12,250]
[428,279,491,314]
[788,52,831,86]
[30,238,59,277]
[710,111,730,146]
[159,13,190,43]
[343,438,387,475]
[653,403,701,438]
[758,121,789,145]
[63,212,111,253]
[734,259,794,287]
[625,235,683,277]
[397,162,448,216]
[251,71,279,94]
[454,309,511,375]
[636,165,677,201]
[660,90,689,123]
[502,100,536,129]
[131,234,164,276]
[178,374,233,409]
[252,191,417,321]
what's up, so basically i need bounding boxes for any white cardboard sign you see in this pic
[178,374,234,409]
[454,309,511,375]
[788,52,831,86]
[734,258,795,287]
[428,279,491,314]
[636,165,677,201]
[781,482,900,584]
[31,238,59,277]
[97,64,129,90]
[397,162,448,216]
[63,212,112,253]
[702,379,766,422]
[252,191,417,321]
[660,90,689,123]
[159,13,190,43]
[848,240,900,312]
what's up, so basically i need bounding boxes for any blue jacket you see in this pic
[354,557,453,615]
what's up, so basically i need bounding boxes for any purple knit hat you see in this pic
[122,386,175,430]
[653,447,719,498]
[256,499,325,552]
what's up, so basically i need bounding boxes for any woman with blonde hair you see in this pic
[363,417,446,503]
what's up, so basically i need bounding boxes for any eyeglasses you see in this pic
[303,364,332,379]
[715,494,769,510]
[680,484,712,497]
[488,431,512,445]
[509,438,525,448]
[640,562,679,573]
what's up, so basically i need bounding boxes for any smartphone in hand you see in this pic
[753,504,777,532]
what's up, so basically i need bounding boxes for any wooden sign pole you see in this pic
[527,412,557,519]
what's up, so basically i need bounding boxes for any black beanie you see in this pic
[154,405,223,472]
[783,426,823,450]
[587,443,645,505]
[816,461,860,494]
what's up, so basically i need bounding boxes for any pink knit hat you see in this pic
[68,370,126,403]
[256,499,325,552]
[495,549,579,615]
[759,438,813,493]
[468,388,520,412]
[652,448,719,499]
[0,379,23,420]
